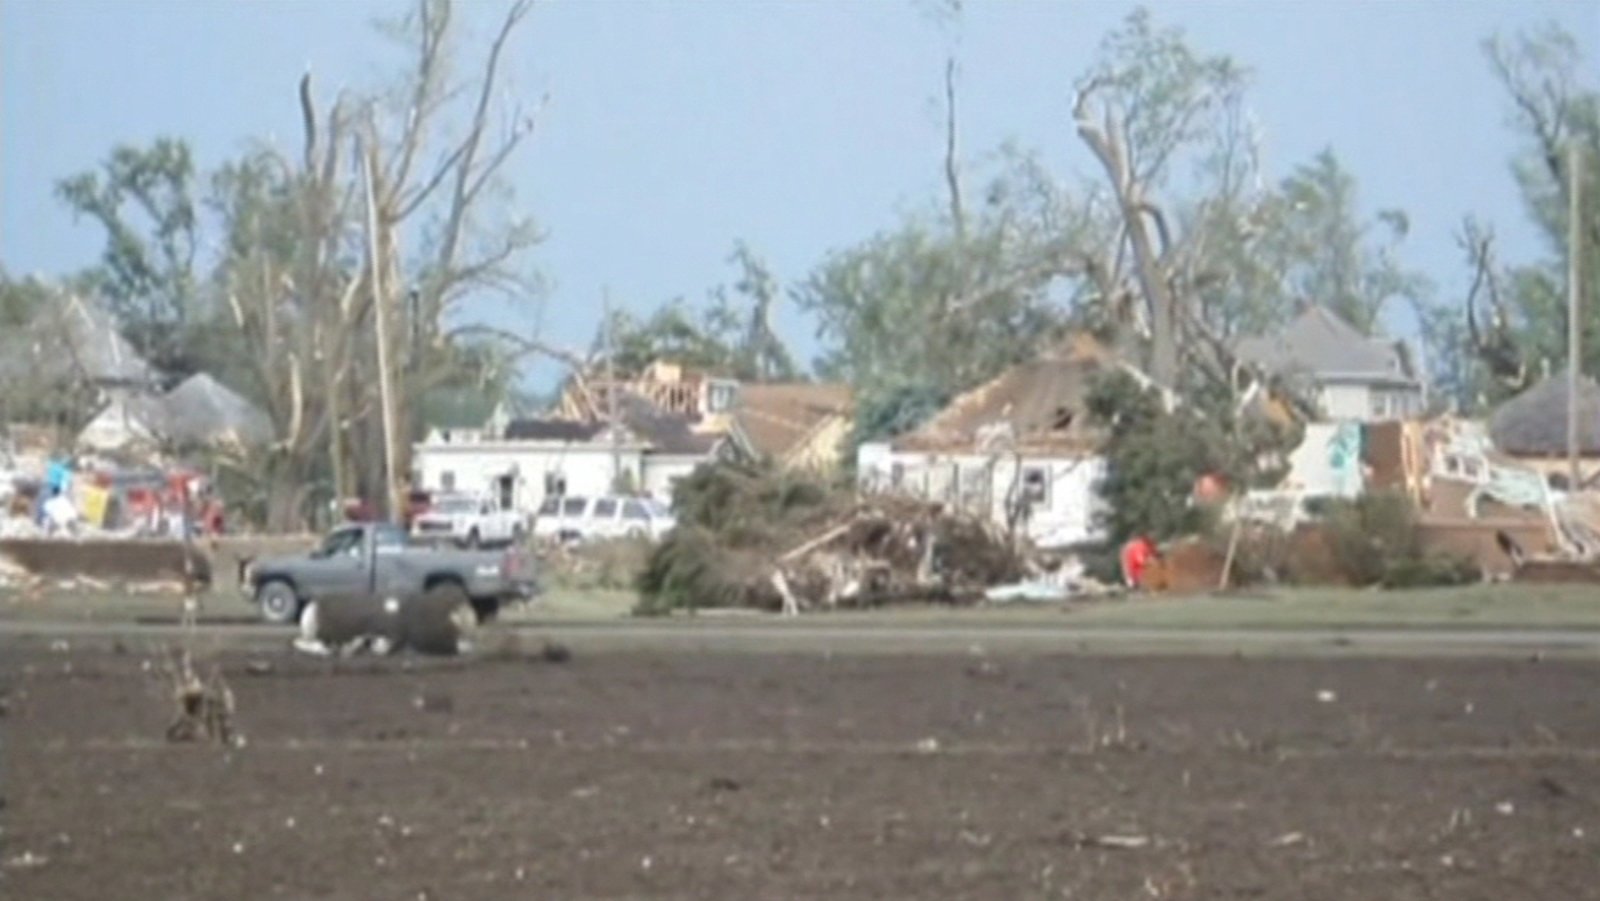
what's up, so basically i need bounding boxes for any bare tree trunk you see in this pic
[944,57,964,245]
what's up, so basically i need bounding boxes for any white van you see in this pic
[532,495,677,543]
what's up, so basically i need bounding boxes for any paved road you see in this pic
[3,617,1599,657]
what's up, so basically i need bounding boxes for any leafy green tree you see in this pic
[593,242,801,382]
[1086,369,1298,546]
[56,139,202,374]
[1461,24,1600,401]
[795,206,1067,410]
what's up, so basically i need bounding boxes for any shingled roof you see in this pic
[1489,372,1600,457]
[1234,305,1416,386]
[158,373,272,447]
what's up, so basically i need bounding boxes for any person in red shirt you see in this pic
[1120,535,1157,590]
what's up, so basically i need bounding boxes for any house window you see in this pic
[890,462,905,488]
[1369,390,1388,420]
[544,472,567,496]
[440,471,456,492]
[441,429,453,443]
[1022,466,1049,506]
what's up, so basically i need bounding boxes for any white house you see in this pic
[1234,304,1423,422]
[857,335,1129,549]
[412,397,724,514]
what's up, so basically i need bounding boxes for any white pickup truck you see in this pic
[410,494,527,548]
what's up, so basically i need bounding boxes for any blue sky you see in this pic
[3,0,1597,388]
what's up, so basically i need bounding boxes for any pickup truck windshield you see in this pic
[320,524,408,557]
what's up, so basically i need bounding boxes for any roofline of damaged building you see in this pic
[887,436,1104,456]
[410,439,655,452]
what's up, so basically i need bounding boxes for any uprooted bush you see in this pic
[635,460,1022,615]
[636,462,850,615]
[1323,492,1481,588]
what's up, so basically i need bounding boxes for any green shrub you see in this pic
[1380,554,1482,589]
[1324,491,1420,587]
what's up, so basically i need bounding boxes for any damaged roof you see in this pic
[618,393,721,455]
[504,396,720,455]
[894,334,1125,455]
[159,374,272,446]
[0,294,155,387]
[1234,305,1417,386]
[504,418,608,442]
[1489,372,1600,457]
[80,374,271,451]
[732,382,853,461]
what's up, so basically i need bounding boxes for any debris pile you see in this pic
[636,463,1037,614]
[767,496,1029,613]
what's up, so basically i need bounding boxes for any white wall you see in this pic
[641,455,703,505]
[1320,382,1422,422]
[858,444,1108,547]
[1278,422,1364,498]
[1319,383,1373,421]
[413,441,645,513]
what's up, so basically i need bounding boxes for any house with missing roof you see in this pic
[552,360,855,474]
[856,335,1146,548]
[1233,304,1423,422]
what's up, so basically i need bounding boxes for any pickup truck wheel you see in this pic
[255,580,300,625]
[420,581,482,650]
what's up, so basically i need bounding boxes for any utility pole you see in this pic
[362,137,403,523]
[1568,140,1584,490]
[603,287,621,490]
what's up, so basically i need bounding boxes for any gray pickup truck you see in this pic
[241,523,538,624]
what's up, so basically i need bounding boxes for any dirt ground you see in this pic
[3,644,1598,900]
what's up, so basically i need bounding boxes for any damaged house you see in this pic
[79,373,272,455]
[857,335,1146,549]
[411,392,724,513]
[554,359,855,474]
[0,293,270,457]
[725,383,854,475]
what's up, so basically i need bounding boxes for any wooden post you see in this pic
[362,138,403,523]
[1569,140,1584,490]
[604,287,621,490]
